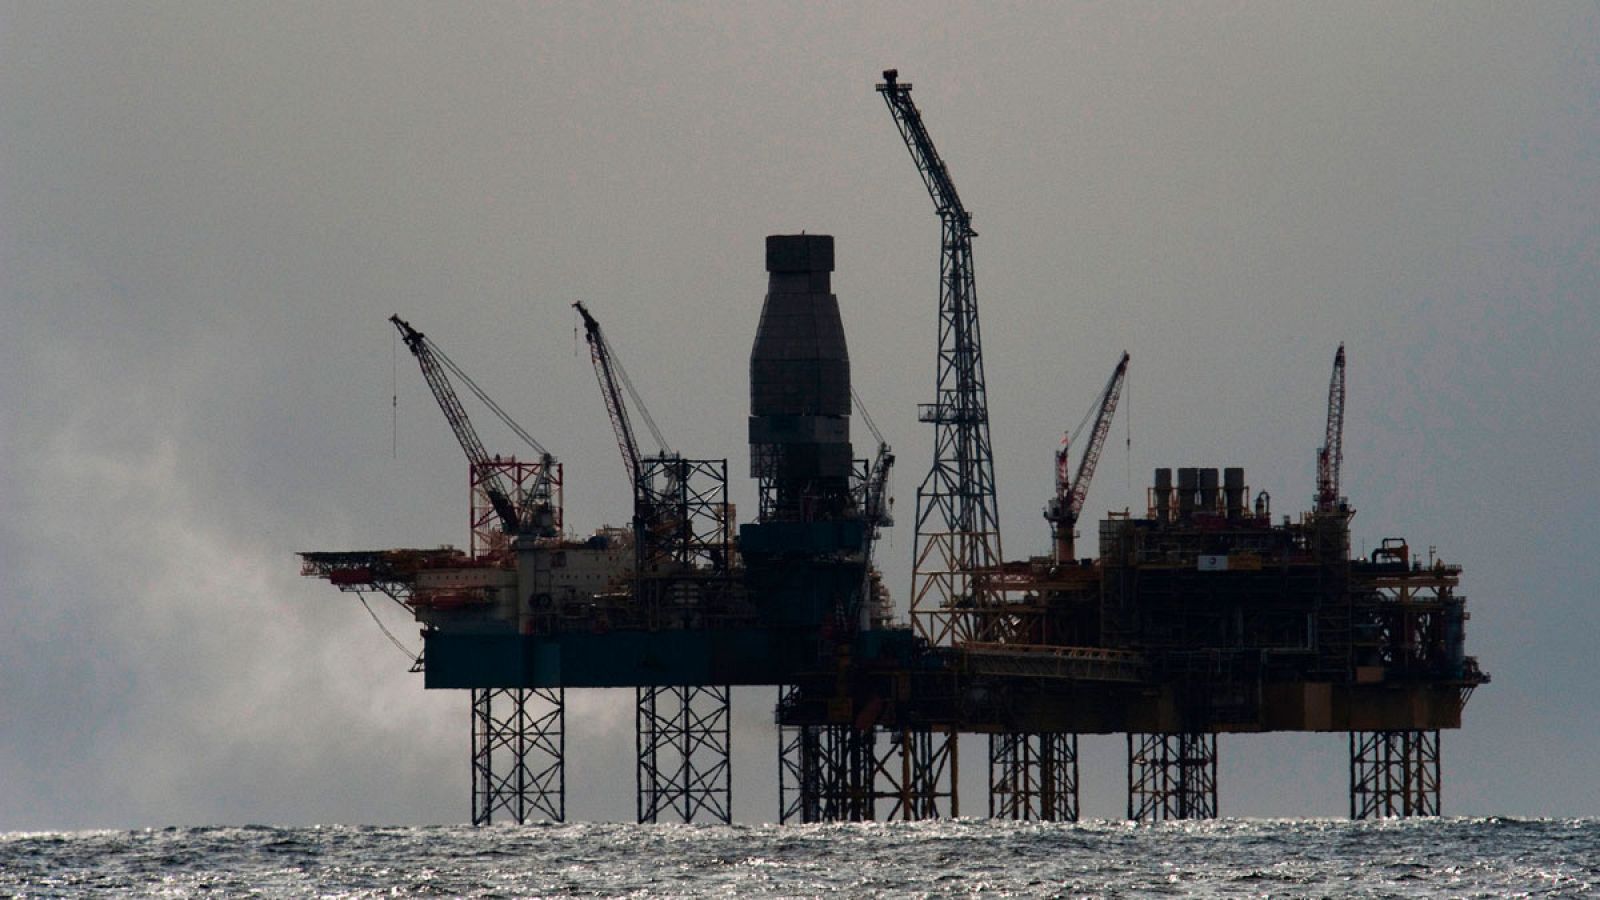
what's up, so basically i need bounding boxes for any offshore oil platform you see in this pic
[301,70,1486,824]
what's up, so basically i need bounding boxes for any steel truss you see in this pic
[882,727,960,820]
[1128,732,1217,821]
[470,459,562,558]
[1351,729,1440,818]
[989,732,1079,821]
[779,719,877,823]
[777,713,959,822]
[471,687,564,824]
[878,72,1007,648]
[636,685,732,824]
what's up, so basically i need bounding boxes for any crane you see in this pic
[573,302,671,498]
[851,387,896,549]
[573,301,677,568]
[879,68,1005,645]
[847,387,896,629]
[1045,352,1130,563]
[1315,344,1346,514]
[391,315,556,538]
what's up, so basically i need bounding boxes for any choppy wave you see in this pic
[3,817,1596,897]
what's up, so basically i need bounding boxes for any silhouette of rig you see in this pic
[302,71,1485,824]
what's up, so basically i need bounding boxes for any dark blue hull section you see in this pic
[423,628,818,689]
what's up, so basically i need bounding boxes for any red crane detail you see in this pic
[1316,344,1346,513]
[1045,352,1129,562]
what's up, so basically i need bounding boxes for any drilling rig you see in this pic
[302,72,1485,828]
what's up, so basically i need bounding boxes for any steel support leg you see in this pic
[880,727,960,821]
[471,687,564,825]
[1127,732,1217,821]
[1350,729,1440,818]
[637,685,732,823]
[780,722,876,822]
[989,732,1079,821]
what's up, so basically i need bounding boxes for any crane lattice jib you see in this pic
[575,302,644,496]
[390,315,521,533]
[879,69,1005,645]
[1068,352,1131,521]
[1317,344,1346,511]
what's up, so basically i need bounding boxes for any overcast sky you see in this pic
[3,2,1596,830]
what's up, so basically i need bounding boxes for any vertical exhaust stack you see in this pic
[1199,469,1220,515]
[749,234,853,521]
[1224,468,1246,521]
[1153,468,1173,522]
[1177,468,1198,521]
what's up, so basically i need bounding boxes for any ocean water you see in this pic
[2,818,1595,897]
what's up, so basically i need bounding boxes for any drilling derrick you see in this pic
[878,69,1006,646]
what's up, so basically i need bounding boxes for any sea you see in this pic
[2,817,1595,898]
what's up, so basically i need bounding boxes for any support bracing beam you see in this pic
[989,732,1079,821]
[778,706,959,823]
[471,687,564,825]
[1350,729,1440,819]
[637,685,732,824]
[1128,732,1217,822]
[881,728,960,821]
[779,720,877,823]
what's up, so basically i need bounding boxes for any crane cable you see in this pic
[605,330,671,455]
[392,330,399,459]
[851,386,886,447]
[1124,367,1133,494]
[421,334,549,458]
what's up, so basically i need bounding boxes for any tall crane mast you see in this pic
[391,315,555,537]
[879,68,1005,645]
[1045,352,1130,563]
[1316,343,1346,513]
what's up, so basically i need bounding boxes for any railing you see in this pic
[959,643,1150,683]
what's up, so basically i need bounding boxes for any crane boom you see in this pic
[1046,352,1130,562]
[877,72,973,235]
[879,68,1005,645]
[1069,352,1130,521]
[573,302,671,504]
[391,315,558,537]
[575,302,644,495]
[1316,343,1346,513]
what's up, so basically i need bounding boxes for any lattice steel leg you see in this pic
[1127,732,1217,822]
[777,686,824,824]
[1350,729,1440,819]
[471,687,564,825]
[779,718,879,822]
[990,732,1079,821]
[637,685,732,824]
[881,728,959,821]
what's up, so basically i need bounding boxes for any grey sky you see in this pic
[2,2,1596,829]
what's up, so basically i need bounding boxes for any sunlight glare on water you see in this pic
[2,817,1596,898]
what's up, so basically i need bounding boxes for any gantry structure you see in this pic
[300,72,1486,826]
